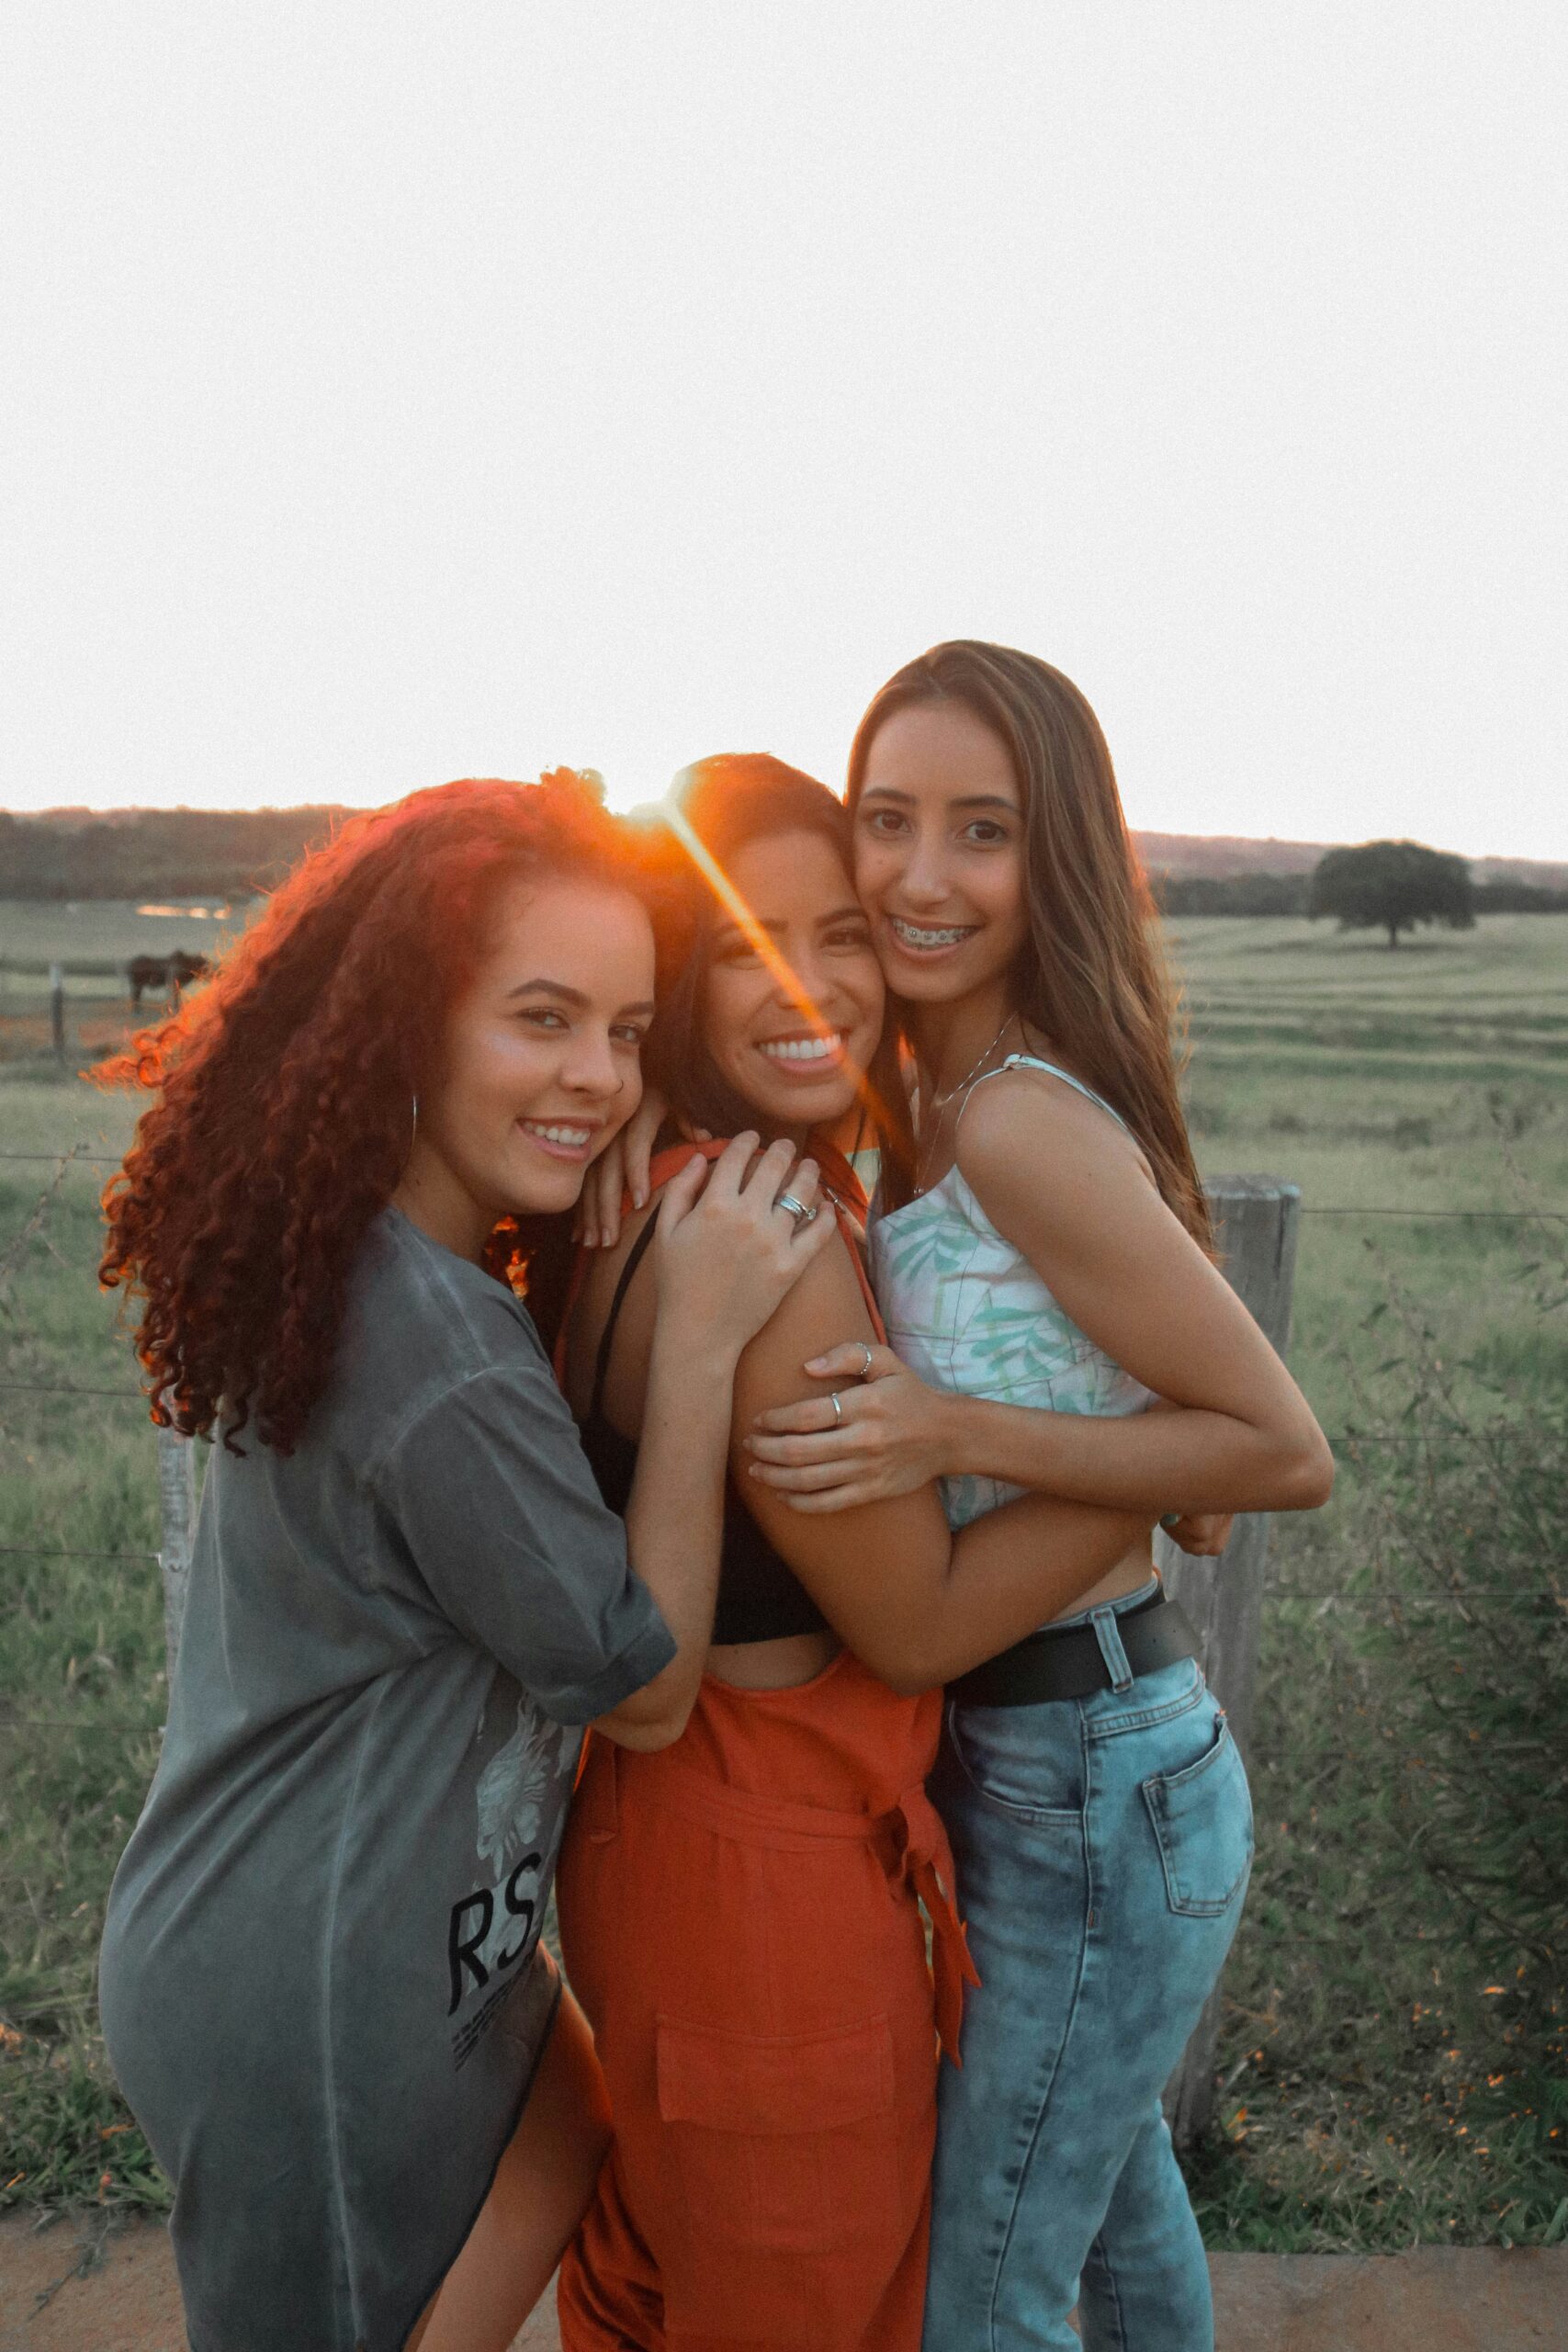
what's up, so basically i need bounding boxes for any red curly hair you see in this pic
[99,773,651,1453]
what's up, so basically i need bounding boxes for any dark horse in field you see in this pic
[127,951,209,1010]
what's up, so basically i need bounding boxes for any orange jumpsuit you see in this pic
[553,1148,976,2351]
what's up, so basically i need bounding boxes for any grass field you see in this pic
[1175,915,1566,2250]
[1180,919,1568,1478]
[2,907,1564,2244]
[0,899,247,975]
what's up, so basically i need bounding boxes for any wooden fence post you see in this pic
[1162,1174,1302,2147]
[156,1425,198,1683]
[49,962,66,1070]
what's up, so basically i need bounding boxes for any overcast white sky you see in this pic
[2,4,1563,855]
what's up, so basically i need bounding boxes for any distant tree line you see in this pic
[0,807,348,900]
[1154,871,1313,916]
[1467,878,1568,913]
[4,806,1564,923]
[1156,860,1566,924]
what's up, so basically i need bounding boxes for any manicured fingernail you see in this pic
[805,1355,829,1373]
[634,1189,647,1208]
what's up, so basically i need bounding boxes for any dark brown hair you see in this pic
[98,773,656,1451]
[649,754,913,1171]
[847,641,1210,1246]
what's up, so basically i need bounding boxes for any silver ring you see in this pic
[854,1342,874,1378]
[829,1391,843,1424]
[774,1192,818,1229]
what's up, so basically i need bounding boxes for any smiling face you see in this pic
[852,699,1030,1008]
[700,829,886,1143]
[397,868,655,1259]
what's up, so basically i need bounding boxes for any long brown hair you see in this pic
[649,754,913,1173]
[98,773,657,1453]
[847,641,1210,1248]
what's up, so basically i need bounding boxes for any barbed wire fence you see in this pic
[1,1136,1564,2141]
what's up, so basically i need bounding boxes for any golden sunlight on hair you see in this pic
[654,764,916,1192]
[660,768,838,1045]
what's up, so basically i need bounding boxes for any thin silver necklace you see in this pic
[915,1013,1017,1193]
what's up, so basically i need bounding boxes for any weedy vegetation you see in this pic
[1175,915,1567,2251]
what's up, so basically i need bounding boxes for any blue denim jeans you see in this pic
[924,1589,1253,2351]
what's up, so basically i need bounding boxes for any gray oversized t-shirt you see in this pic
[99,1206,673,2352]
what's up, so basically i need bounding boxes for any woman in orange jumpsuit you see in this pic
[552,758,1147,2351]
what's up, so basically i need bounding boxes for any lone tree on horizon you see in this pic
[1308,839,1475,949]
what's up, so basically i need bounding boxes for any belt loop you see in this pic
[1089,1604,1135,1695]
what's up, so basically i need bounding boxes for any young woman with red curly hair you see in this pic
[95,772,836,2352]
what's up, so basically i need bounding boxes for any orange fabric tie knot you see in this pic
[892,1783,981,2065]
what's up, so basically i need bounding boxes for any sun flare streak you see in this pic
[652,767,908,1180]
[660,772,837,1044]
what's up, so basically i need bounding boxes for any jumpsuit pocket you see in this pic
[656,2011,897,2255]
[1141,1716,1254,1917]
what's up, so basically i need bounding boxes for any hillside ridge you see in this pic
[4,808,1564,896]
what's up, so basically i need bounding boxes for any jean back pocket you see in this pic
[1142,1716,1254,1917]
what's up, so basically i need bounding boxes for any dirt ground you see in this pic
[2,2215,1564,2350]
[0,2214,559,2352]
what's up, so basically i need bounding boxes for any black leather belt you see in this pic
[947,1589,1201,1709]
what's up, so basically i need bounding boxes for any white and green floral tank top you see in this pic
[868,1055,1156,1531]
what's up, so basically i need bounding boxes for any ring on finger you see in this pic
[774,1191,818,1230]
[854,1342,873,1378]
[829,1391,843,1425]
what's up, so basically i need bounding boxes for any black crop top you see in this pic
[575,1210,829,1646]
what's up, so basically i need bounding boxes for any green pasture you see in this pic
[0,898,254,1009]
[1,910,1563,2244]
[1175,915,1568,1432]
